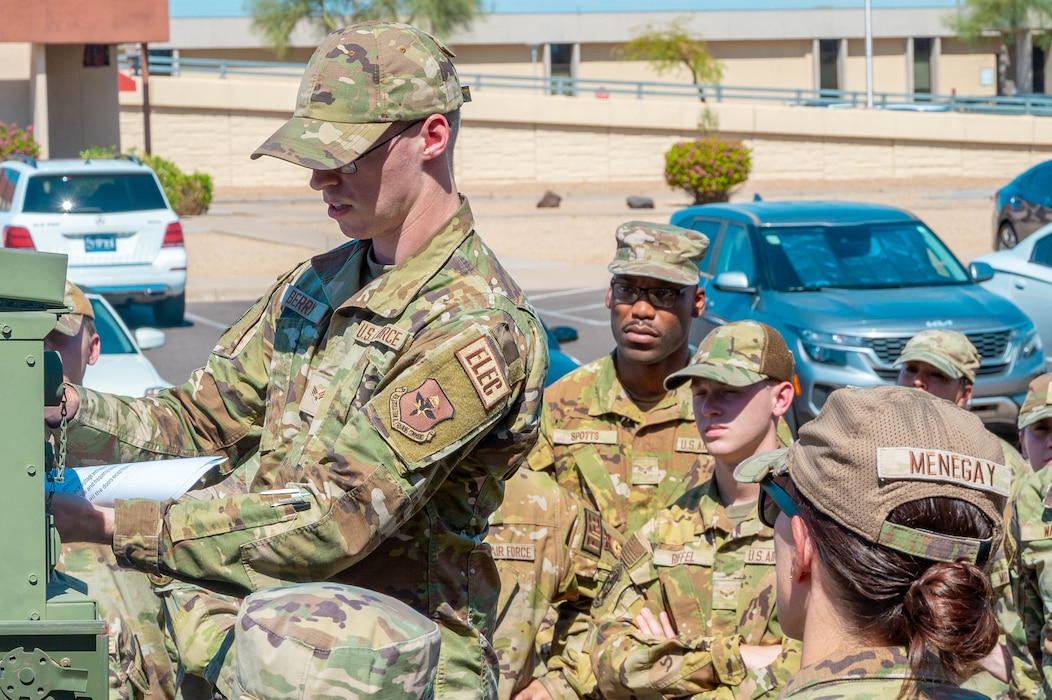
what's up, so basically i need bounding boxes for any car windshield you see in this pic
[758,222,970,291]
[23,174,167,214]
[89,298,137,355]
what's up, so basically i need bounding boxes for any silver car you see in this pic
[974,222,1052,368]
[83,292,172,397]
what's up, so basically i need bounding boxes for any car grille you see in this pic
[866,330,1012,377]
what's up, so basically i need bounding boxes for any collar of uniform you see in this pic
[779,647,952,697]
[310,196,475,316]
[586,353,694,424]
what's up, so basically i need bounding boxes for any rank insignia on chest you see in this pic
[389,378,455,443]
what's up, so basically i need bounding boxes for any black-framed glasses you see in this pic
[758,479,799,528]
[333,121,421,175]
[610,281,687,310]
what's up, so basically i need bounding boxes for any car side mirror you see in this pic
[969,261,994,283]
[713,271,756,294]
[134,327,167,350]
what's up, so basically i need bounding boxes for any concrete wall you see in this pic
[117,74,1052,191]
[45,45,121,158]
[0,44,32,128]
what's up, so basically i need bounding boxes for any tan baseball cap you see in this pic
[665,320,794,389]
[1019,373,1052,430]
[52,280,95,337]
[607,221,709,286]
[252,21,466,170]
[735,385,1008,565]
[894,329,980,383]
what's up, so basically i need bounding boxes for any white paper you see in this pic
[48,456,227,506]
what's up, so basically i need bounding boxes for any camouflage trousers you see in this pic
[161,580,499,699]
[60,542,176,700]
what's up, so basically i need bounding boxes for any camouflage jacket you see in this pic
[527,353,712,535]
[1008,463,1052,698]
[590,478,799,699]
[780,647,987,699]
[971,438,1034,699]
[486,468,623,699]
[60,198,548,697]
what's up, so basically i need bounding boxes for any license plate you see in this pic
[84,234,116,252]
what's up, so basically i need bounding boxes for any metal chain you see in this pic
[46,385,69,511]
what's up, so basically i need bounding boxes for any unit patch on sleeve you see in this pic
[389,378,455,443]
[455,336,511,409]
[581,508,605,558]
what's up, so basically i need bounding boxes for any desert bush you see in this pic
[0,122,42,159]
[664,137,751,205]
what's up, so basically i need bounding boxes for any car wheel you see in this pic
[153,293,185,326]
[996,221,1019,250]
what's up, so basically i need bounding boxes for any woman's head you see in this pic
[736,385,1007,685]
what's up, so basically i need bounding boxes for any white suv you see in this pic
[0,155,187,325]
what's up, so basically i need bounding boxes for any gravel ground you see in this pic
[186,175,1002,284]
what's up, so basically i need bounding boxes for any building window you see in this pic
[819,39,840,92]
[914,38,932,94]
[83,44,110,68]
[549,43,574,96]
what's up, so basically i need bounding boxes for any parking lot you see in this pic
[137,174,1006,382]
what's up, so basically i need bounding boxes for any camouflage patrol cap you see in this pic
[230,582,441,700]
[53,280,95,337]
[607,221,709,286]
[1019,373,1052,430]
[252,21,465,170]
[894,329,980,383]
[664,320,794,389]
[735,385,1008,565]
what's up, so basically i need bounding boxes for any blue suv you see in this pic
[672,200,1045,437]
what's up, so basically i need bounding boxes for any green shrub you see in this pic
[135,151,213,216]
[77,146,214,216]
[0,122,42,159]
[664,137,751,205]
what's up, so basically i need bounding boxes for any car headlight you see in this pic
[1017,324,1043,360]
[797,328,868,366]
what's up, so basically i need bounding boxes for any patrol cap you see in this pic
[607,221,709,286]
[735,385,1008,565]
[52,280,95,337]
[252,21,466,170]
[664,320,794,389]
[230,582,441,700]
[1019,373,1052,430]
[894,329,980,383]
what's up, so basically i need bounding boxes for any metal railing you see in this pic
[128,53,1052,117]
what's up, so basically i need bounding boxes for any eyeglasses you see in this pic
[332,121,421,175]
[758,478,799,528]
[610,282,687,310]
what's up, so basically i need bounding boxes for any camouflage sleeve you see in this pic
[112,311,548,590]
[539,508,625,699]
[1009,466,1052,697]
[525,397,556,474]
[60,270,295,465]
[589,535,746,698]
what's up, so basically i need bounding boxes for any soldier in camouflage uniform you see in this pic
[229,582,441,699]
[48,280,171,700]
[589,321,801,699]
[1007,374,1052,696]
[737,385,1009,699]
[527,221,711,537]
[486,469,623,698]
[895,329,1033,698]
[47,21,548,700]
